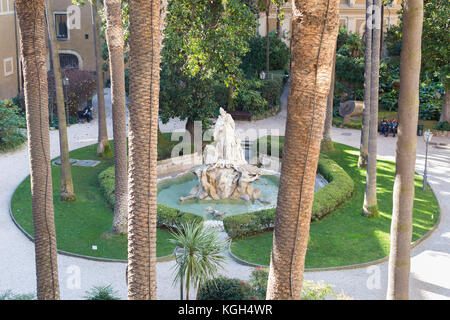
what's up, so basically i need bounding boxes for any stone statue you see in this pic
[180,108,262,204]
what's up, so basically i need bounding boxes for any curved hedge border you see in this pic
[223,156,354,238]
[98,166,204,229]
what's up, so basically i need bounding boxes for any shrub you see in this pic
[233,77,283,116]
[241,35,290,78]
[223,153,354,238]
[434,121,450,131]
[197,276,253,300]
[0,99,26,152]
[245,268,352,300]
[84,285,120,300]
[0,290,35,300]
[201,269,352,300]
[223,209,275,238]
[47,69,96,118]
[311,156,354,221]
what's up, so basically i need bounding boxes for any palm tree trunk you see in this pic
[358,0,373,168]
[127,0,160,300]
[321,48,336,152]
[363,0,381,217]
[386,0,423,300]
[45,0,76,202]
[16,0,60,300]
[104,0,128,235]
[266,0,340,300]
[380,4,384,57]
[440,91,450,122]
[276,5,281,39]
[92,0,111,157]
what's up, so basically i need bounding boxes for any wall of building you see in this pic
[258,0,402,42]
[49,0,96,72]
[0,0,20,100]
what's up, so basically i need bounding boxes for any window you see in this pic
[59,54,79,70]
[55,13,69,40]
[3,57,13,77]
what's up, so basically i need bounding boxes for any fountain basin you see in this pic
[157,172,327,220]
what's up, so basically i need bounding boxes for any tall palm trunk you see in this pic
[276,5,281,39]
[45,0,76,202]
[266,0,340,300]
[104,0,128,234]
[321,48,336,152]
[386,0,423,300]
[92,0,111,157]
[363,0,381,217]
[127,0,161,300]
[16,0,60,300]
[440,91,450,122]
[358,0,373,168]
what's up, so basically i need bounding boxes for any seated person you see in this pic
[379,118,388,135]
[77,103,93,123]
[385,118,398,137]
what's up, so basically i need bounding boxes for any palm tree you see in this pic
[127,0,161,300]
[358,0,373,168]
[104,0,128,234]
[266,0,340,300]
[170,222,229,300]
[387,0,423,300]
[91,0,112,158]
[15,0,60,300]
[321,48,337,152]
[45,0,76,202]
[265,0,271,78]
[363,0,381,218]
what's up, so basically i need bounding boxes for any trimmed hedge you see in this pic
[223,156,354,238]
[98,166,204,229]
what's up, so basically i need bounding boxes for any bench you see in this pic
[228,110,252,121]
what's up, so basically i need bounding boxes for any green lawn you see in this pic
[11,140,176,260]
[230,142,439,268]
[333,109,438,131]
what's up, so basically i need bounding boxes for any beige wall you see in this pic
[0,0,97,100]
[49,0,96,72]
[258,0,403,40]
[0,0,20,100]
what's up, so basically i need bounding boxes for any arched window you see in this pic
[59,53,79,70]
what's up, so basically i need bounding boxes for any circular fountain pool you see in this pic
[157,172,327,219]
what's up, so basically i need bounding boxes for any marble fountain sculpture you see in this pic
[180,108,266,204]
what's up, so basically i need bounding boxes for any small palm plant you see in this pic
[170,221,229,300]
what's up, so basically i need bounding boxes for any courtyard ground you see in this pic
[0,87,449,299]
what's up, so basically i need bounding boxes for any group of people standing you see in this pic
[379,118,399,137]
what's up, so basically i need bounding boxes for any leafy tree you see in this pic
[335,32,365,100]
[422,0,450,121]
[240,34,290,78]
[160,0,258,134]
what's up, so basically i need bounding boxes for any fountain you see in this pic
[157,108,328,220]
[180,108,265,203]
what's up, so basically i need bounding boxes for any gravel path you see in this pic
[0,87,449,300]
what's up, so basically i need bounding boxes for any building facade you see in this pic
[0,0,96,100]
[258,0,402,43]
